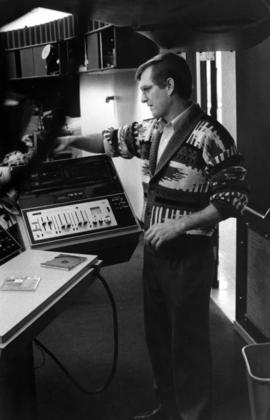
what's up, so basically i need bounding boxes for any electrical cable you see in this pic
[34,269,119,394]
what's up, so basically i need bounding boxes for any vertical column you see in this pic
[199,52,219,289]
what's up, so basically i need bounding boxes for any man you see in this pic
[54,52,248,420]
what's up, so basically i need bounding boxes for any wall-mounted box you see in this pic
[19,46,48,78]
[86,26,158,71]
[86,32,100,70]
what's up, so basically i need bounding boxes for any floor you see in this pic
[35,231,252,420]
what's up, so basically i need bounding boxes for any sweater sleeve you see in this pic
[202,122,249,218]
[102,119,156,159]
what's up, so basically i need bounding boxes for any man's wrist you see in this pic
[175,216,189,235]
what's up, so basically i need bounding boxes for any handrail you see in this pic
[244,206,270,220]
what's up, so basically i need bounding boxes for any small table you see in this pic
[0,249,100,420]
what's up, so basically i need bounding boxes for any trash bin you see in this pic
[242,343,270,420]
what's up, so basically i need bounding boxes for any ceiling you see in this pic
[0,0,270,50]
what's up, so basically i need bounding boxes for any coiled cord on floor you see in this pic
[34,269,118,394]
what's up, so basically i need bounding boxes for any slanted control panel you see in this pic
[17,156,141,264]
[24,199,118,245]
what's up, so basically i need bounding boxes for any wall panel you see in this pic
[236,35,270,340]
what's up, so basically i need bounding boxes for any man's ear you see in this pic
[166,77,175,96]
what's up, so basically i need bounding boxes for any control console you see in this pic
[17,156,141,265]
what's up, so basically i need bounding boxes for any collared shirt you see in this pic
[156,103,193,163]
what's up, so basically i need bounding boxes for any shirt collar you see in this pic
[170,103,193,132]
[157,102,194,133]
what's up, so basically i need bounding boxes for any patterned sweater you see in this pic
[103,103,248,236]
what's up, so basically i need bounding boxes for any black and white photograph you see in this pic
[0,1,269,419]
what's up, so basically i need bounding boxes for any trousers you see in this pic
[143,235,215,420]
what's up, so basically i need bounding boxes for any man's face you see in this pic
[139,66,171,120]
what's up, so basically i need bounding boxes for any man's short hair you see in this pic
[135,52,192,100]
